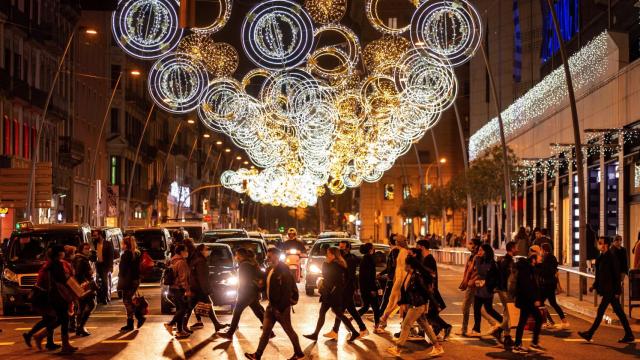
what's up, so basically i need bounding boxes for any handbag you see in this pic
[66,277,91,299]
[194,301,212,316]
[132,291,150,317]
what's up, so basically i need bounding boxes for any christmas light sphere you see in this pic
[148,52,208,114]
[304,0,347,24]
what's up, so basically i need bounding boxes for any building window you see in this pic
[384,184,395,200]
[402,184,411,199]
[110,108,119,133]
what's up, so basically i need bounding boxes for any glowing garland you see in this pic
[191,0,233,34]
[304,0,347,24]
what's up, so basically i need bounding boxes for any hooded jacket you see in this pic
[170,254,191,292]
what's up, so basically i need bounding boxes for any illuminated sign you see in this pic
[170,181,191,207]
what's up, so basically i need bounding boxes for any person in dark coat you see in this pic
[244,247,304,360]
[512,254,544,354]
[357,243,382,328]
[72,243,96,337]
[471,244,503,336]
[514,227,529,257]
[417,239,452,339]
[187,244,228,335]
[539,243,568,329]
[303,247,359,342]
[220,248,268,339]
[331,240,367,337]
[379,234,399,314]
[93,231,114,304]
[164,245,191,338]
[612,235,629,282]
[117,236,144,332]
[578,236,635,343]
[184,238,204,330]
[496,241,516,347]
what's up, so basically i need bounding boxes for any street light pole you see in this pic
[123,103,155,229]
[453,101,473,241]
[156,121,185,215]
[430,131,446,239]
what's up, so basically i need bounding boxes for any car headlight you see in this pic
[289,249,298,255]
[309,264,321,274]
[3,268,19,283]
[279,254,286,261]
[222,275,239,286]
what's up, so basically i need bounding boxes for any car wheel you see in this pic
[305,287,314,296]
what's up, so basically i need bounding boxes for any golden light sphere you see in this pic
[304,0,347,24]
[362,36,410,75]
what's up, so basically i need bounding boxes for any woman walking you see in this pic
[188,244,229,335]
[357,243,382,329]
[470,244,503,337]
[303,247,360,342]
[163,245,192,338]
[220,248,266,339]
[118,236,145,332]
[73,243,97,337]
[540,243,569,329]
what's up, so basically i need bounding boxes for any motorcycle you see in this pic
[284,248,307,283]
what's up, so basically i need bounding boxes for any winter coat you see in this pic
[189,252,210,296]
[73,253,94,284]
[358,253,377,296]
[516,236,529,257]
[398,271,429,307]
[514,258,540,309]
[497,254,514,292]
[593,249,622,296]
[342,252,359,296]
[320,261,346,308]
[170,254,191,292]
[540,254,559,292]
[238,260,263,302]
[473,256,499,299]
[117,250,141,290]
[265,261,298,311]
[613,246,629,277]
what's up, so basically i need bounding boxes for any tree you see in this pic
[465,145,520,206]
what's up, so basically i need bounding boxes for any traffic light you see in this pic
[279,226,285,233]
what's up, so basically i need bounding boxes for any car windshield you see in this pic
[134,231,166,259]
[202,231,246,242]
[9,231,83,262]
[207,246,234,267]
[219,241,265,263]
[163,225,204,242]
[310,241,360,257]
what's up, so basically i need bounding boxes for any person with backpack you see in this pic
[163,244,192,338]
[470,244,503,337]
[220,248,268,339]
[245,247,305,360]
[496,241,516,348]
[512,253,544,354]
[303,247,360,342]
[118,236,145,332]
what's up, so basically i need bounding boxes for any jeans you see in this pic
[96,264,111,303]
[310,302,358,336]
[121,287,139,319]
[169,288,188,332]
[427,301,450,335]
[227,296,266,335]
[358,291,382,325]
[76,294,96,330]
[541,288,565,322]
[396,304,438,347]
[515,303,542,346]
[473,296,503,332]
[256,305,303,358]
[333,291,367,332]
[587,294,633,337]
[461,287,497,333]
[497,290,511,336]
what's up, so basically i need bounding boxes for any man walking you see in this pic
[512,253,544,354]
[416,239,452,339]
[93,231,114,305]
[245,247,305,360]
[578,236,635,344]
[496,241,516,348]
[612,235,629,282]
[330,240,368,338]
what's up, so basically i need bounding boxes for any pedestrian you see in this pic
[245,247,305,360]
[539,243,569,329]
[187,244,229,335]
[470,244,503,337]
[72,243,97,337]
[416,239,452,339]
[496,241,516,348]
[578,236,635,344]
[356,243,382,330]
[220,248,268,339]
[612,235,629,282]
[93,231,114,305]
[118,236,144,332]
[386,256,444,357]
[514,227,529,257]
[329,240,368,338]
[378,234,399,318]
[633,231,640,269]
[377,235,409,333]
[512,253,545,354]
[532,229,552,251]
[183,238,204,330]
[163,244,192,338]
[23,245,77,354]
[304,247,360,341]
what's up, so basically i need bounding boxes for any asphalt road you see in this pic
[0,266,638,359]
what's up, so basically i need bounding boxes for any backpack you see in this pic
[163,266,175,286]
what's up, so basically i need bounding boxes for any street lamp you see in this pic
[187,119,196,124]
[203,133,210,138]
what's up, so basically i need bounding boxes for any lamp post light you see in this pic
[27,26,98,221]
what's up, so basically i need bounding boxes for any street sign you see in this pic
[0,163,52,208]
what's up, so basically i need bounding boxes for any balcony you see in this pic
[58,136,85,168]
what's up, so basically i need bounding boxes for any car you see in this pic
[202,229,249,243]
[263,234,283,249]
[161,243,237,314]
[130,228,173,282]
[91,227,125,299]
[301,236,317,249]
[216,238,268,270]
[317,231,350,240]
[247,231,264,240]
[1,222,92,315]
[161,220,209,242]
[304,238,362,296]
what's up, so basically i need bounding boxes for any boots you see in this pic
[120,318,134,332]
[76,312,91,337]
[32,328,48,351]
[59,333,78,354]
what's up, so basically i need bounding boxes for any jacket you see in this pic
[613,246,629,277]
[265,261,298,311]
[189,252,210,296]
[358,253,377,296]
[95,239,115,271]
[36,259,71,309]
[421,254,446,310]
[342,252,359,295]
[73,253,94,284]
[170,254,191,291]
[380,247,399,281]
[540,254,559,292]
[398,271,429,307]
[320,261,346,307]
[593,249,622,296]
[496,254,514,292]
[459,250,477,290]
[514,258,540,309]
[473,256,498,299]
[117,250,140,290]
[238,260,263,302]
[634,240,640,270]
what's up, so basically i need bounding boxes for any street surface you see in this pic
[0,266,638,359]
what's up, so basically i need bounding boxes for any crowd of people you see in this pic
[17,227,638,359]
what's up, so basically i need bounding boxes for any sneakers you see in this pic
[618,335,635,344]
[347,332,360,342]
[557,319,570,330]
[386,346,403,356]
[163,323,175,335]
[529,343,545,352]
[577,331,593,342]
[359,329,369,337]
[323,330,338,340]
[191,322,204,330]
[512,345,528,354]
[303,334,318,341]
[503,335,514,350]
[427,346,445,357]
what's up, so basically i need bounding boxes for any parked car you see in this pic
[161,220,209,242]
[263,234,283,249]
[317,231,350,240]
[202,229,249,243]
[130,227,172,282]
[91,227,124,297]
[216,238,268,270]
[1,222,92,315]
[304,238,362,296]
[161,242,237,314]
